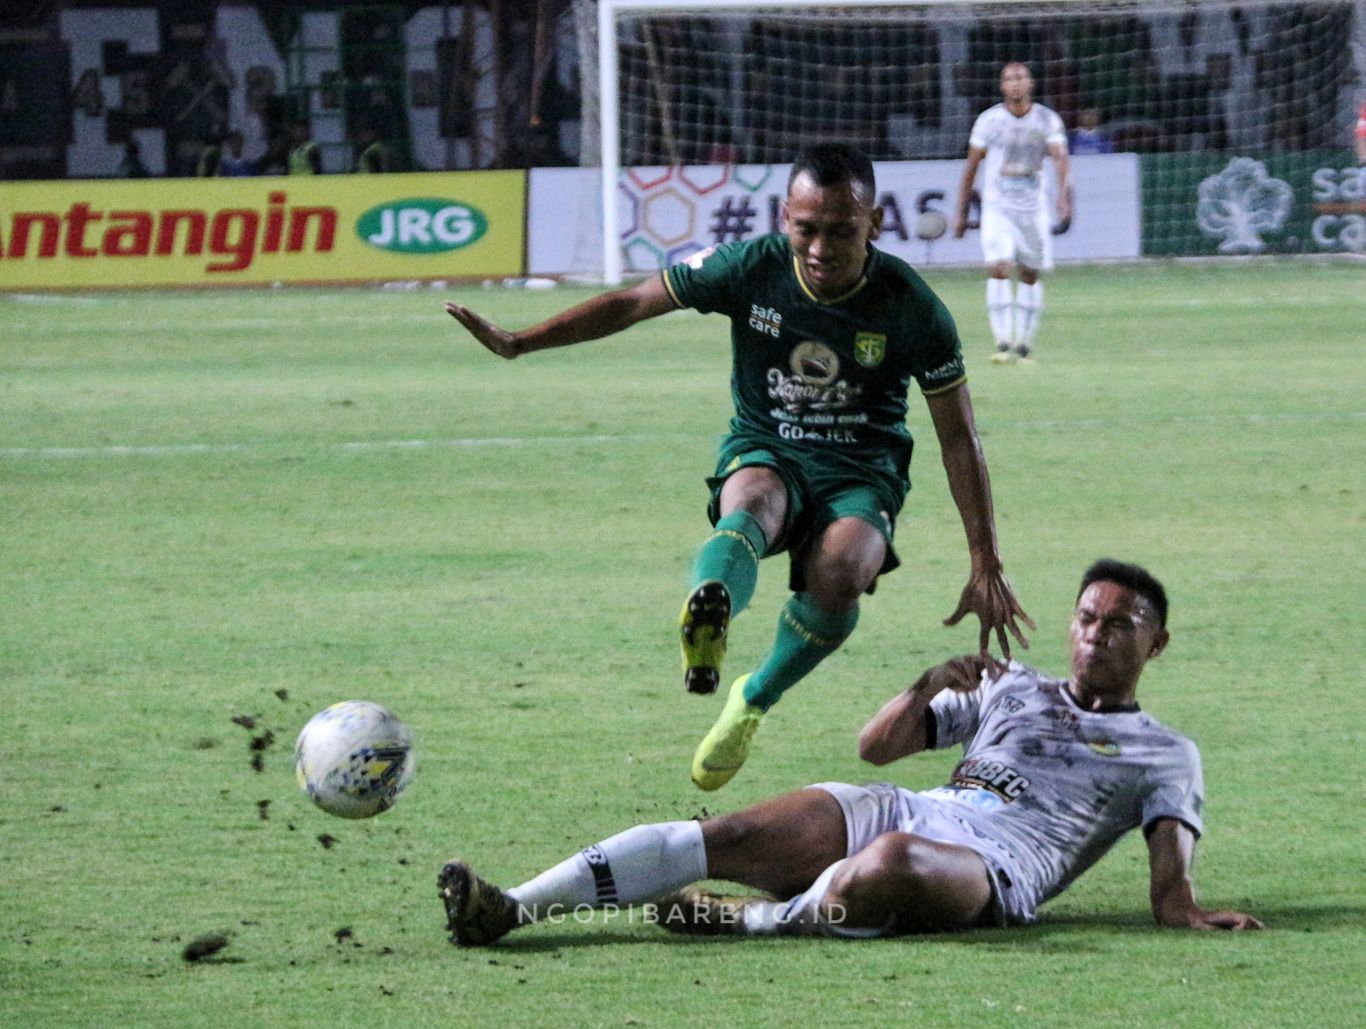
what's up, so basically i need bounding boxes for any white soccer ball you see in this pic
[294,701,415,819]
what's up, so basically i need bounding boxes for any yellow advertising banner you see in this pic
[0,171,526,291]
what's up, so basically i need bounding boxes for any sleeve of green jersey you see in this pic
[913,291,968,395]
[661,242,744,316]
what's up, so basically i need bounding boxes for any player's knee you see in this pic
[807,558,870,610]
[822,832,923,925]
[701,809,761,853]
[807,526,883,606]
[840,833,952,899]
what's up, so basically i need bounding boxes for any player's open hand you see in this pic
[445,302,522,359]
[943,565,1034,661]
[922,654,1000,694]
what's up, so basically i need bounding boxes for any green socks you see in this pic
[690,510,767,616]
[742,593,859,711]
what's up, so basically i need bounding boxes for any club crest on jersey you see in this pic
[789,341,840,385]
[1087,740,1122,757]
[854,331,886,368]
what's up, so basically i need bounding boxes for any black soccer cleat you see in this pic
[437,860,518,947]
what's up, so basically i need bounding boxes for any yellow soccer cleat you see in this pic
[679,580,731,695]
[654,885,775,935]
[990,343,1016,365]
[691,674,765,791]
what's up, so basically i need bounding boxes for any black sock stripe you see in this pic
[581,845,618,904]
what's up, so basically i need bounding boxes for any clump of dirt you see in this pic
[182,933,230,962]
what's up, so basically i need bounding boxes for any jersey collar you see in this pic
[1064,682,1141,714]
[790,246,875,305]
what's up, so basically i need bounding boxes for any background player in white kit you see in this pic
[439,559,1262,944]
[954,62,1071,364]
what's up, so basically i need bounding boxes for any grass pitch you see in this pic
[2,261,1363,1027]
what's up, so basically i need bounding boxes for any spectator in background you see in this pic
[197,131,256,177]
[353,125,396,173]
[1356,99,1366,165]
[1069,108,1114,154]
[219,131,256,176]
[115,139,150,178]
[288,120,321,175]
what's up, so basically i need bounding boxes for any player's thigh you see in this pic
[701,787,848,897]
[979,205,1017,266]
[801,483,894,604]
[1016,205,1053,273]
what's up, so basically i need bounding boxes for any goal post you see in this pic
[582,0,1366,282]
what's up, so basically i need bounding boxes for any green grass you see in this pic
[2,261,1363,1027]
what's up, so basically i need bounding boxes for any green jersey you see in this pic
[662,233,965,471]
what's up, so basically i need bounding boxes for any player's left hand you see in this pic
[943,566,1034,661]
[445,302,522,359]
[1053,191,1073,234]
[1178,908,1265,931]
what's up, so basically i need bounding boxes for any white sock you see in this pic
[1015,281,1043,350]
[738,859,894,939]
[986,278,1014,347]
[507,821,707,924]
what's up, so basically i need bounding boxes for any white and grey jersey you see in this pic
[925,662,1203,908]
[968,102,1066,213]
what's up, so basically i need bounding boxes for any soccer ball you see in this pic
[294,701,415,819]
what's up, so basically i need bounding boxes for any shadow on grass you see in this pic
[460,903,1361,954]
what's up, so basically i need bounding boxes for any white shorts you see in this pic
[979,204,1053,272]
[811,781,1039,926]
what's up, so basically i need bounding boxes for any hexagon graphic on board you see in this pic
[623,235,667,271]
[617,180,640,238]
[679,165,732,196]
[626,166,674,192]
[641,188,695,247]
[732,166,777,193]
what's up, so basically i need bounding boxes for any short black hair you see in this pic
[788,142,876,205]
[1077,559,1169,628]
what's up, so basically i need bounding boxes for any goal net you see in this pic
[574,0,1366,280]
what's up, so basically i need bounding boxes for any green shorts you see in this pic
[705,434,911,594]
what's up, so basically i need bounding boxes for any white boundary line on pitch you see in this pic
[2,411,1363,460]
[0,434,662,459]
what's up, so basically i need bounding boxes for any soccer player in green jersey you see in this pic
[446,142,1032,790]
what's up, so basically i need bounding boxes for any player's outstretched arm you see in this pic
[445,274,677,360]
[1147,819,1264,931]
[925,384,1034,658]
[858,655,995,765]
